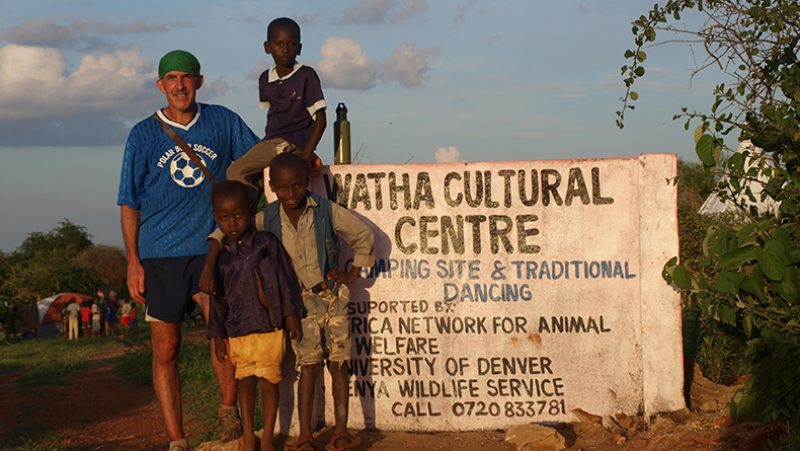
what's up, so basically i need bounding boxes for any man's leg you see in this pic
[150,321,185,442]
[193,292,241,442]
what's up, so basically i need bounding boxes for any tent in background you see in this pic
[698,141,780,215]
[37,292,93,338]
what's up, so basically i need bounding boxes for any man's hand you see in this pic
[199,265,216,295]
[326,266,360,286]
[127,259,147,304]
[285,315,303,343]
[212,336,229,363]
[121,205,146,304]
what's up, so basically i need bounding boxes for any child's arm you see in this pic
[302,110,326,174]
[326,266,361,285]
[331,203,375,279]
[200,238,223,295]
[207,292,231,363]
[284,314,302,343]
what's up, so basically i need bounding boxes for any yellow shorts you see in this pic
[228,329,285,384]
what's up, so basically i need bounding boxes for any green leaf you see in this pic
[777,266,799,303]
[630,91,639,101]
[624,49,635,58]
[728,152,745,172]
[719,246,756,269]
[714,270,746,294]
[662,256,678,284]
[637,51,647,63]
[634,66,645,77]
[696,134,716,166]
[741,266,767,303]
[672,264,692,289]
[694,125,705,144]
[758,240,789,281]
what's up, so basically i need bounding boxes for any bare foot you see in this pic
[260,436,275,451]
[242,433,258,451]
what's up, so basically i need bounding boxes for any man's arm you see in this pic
[121,205,146,304]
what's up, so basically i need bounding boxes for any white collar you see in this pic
[268,62,303,83]
[156,103,201,131]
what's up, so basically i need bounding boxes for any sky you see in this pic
[0,0,724,253]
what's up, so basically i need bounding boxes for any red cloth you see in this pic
[80,306,91,322]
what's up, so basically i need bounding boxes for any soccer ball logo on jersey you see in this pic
[170,152,206,188]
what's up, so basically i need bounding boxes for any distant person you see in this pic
[91,298,102,338]
[226,16,326,207]
[118,49,259,451]
[102,299,117,338]
[98,290,119,336]
[61,303,70,338]
[203,154,374,451]
[106,289,121,313]
[80,301,92,338]
[120,300,132,336]
[66,298,82,340]
[206,180,305,451]
[130,302,139,328]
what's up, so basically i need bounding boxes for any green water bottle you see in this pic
[334,103,351,164]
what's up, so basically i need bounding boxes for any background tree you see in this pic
[620,0,800,424]
[74,244,127,296]
[1,220,101,305]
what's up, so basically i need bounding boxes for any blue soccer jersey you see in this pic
[118,103,259,259]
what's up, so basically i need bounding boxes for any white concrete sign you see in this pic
[267,154,683,433]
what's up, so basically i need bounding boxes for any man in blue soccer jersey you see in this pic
[118,50,259,451]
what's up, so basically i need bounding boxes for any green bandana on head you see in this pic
[158,50,201,79]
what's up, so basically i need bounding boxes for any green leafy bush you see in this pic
[622,0,800,424]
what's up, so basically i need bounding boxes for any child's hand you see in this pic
[306,152,323,178]
[326,266,360,286]
[212,337,229,363]
[199,265,216,295]
[285,315,303,343]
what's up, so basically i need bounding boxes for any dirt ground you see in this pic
[0,332,788,451]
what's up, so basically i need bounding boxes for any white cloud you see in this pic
[487,34,502,45]
[381,42,440,87]
[317,38,439,90]
[338,0,427,24]
[453,0,477,23]
[248,59,271,80]
[0,43,159,121]
[435,146,463,163]
[339,0,395,24]
[318,37,379,90]
[298,12,322,24]
[2,16,168,50]
[204,76,229,99]
[393,0,428,23]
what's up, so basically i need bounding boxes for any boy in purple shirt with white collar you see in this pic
[207,180,306,451]
[227,16,327,206]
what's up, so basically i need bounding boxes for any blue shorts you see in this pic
[141,255,204,323]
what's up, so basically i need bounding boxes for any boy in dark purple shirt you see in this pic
[207,180,305,451]
[227,17,327,206]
